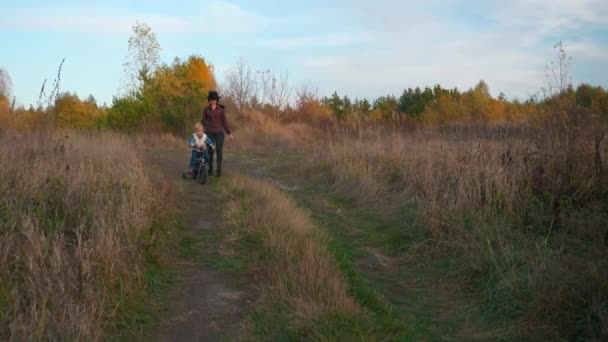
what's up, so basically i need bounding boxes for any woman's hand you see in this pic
[228,134,234,141]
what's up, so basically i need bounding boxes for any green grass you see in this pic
[295,187,531,340]
[249,304,305,341]
[188,179,269,273]
[297,192,433,339]
[229,152,531,340]
[108,237,174,340]
[178,236,201,258]
[232,150,607,340]
[198,228,255,272]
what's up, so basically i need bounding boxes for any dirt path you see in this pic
[152,151,246,342]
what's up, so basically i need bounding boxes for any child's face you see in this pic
[196,127,204,136]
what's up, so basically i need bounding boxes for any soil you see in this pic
[149,149,392,341]
[152,151,247,342]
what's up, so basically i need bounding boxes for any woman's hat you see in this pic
[208,91,221,101]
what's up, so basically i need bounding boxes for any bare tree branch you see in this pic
[224,58,256,110]
[123,21,162,95]
[0,67,12,100]
[544,41,572,97]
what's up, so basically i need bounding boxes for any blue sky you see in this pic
[1,0,607,106]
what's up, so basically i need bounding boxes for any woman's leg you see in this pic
[214,133,225,174]
[207,133,216,173]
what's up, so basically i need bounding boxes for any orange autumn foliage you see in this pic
[55,93,105,129]
[155,56,216,97]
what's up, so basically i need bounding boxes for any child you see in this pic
[187,122,215,174]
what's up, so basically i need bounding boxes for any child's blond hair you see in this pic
[194,122,204,130]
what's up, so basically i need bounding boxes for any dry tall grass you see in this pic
[224,105,608,339]
[308,116,608,339]
[0,130,170,340]
[223,175,357,323]
[321,128,592,222]
[0,108,46,130]
[229,109,316,152]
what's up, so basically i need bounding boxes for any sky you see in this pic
[1,0,607,106]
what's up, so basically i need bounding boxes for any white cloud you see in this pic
[490,0,608,38]
[0,5,195,34]
[288,0,607,99]
[257,33,374,49]
[494,0,608,24]
[199,0,269,33]
[0,1,267,34]
[567,40,608,61]
[300,37,547,100]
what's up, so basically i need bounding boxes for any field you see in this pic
[2,92,608,340]
[216,110,608,340]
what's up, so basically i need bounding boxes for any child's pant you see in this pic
[188,150,199,169]
[188,150,209,169]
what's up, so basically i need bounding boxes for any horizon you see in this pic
[1,0,607,107]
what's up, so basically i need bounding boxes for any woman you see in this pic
[201,90,233,176]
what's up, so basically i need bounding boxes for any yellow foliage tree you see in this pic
[294,96,333,124]
[485,98,506,123]
[183,55,217,90]
[55,93,103,128]
[423,95,464,125]
[153,56,217,132]
[155,56,216,97]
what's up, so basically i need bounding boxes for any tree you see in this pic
[399,85,456,116]
[123,21,162,95]
[543,41,572,97]
[462,80,492,121]
[224,57,256,110]
[0,67,12,103]
[106,97,144,130]
[342,95,353,115]
[323,92,345,119]
[399,88,415,113]
[474,80,491,97]
[373,95,399,118]
[55,92,103,128]
[152,56,215,132]
[575,84,608,116]
[575,83,595,109]
[263,70,292,114]
[354,98,371,114]
[293,83,332,122]
[181,56,216,91]
[295,82,318,108]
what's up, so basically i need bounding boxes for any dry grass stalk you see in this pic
[223,175,358,324]
[0,130,170,340]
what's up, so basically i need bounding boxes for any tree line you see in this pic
[2,25,607,131]
[318,81,608,124]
